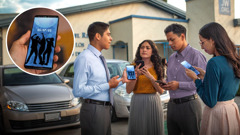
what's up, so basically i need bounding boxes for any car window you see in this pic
[107,64,120,78]
[64,63,74,77]
[3,67,63,86]
[107,62,130,78]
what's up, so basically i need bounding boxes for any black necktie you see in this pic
[99,55,113,105]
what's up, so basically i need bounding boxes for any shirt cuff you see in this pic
[178,82,190,89]
[195,79,202,89]
[98,83,110,91]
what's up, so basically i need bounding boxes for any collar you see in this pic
[175,44,191,58]
[88,44,102,58]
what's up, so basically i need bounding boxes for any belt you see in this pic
[84,99,111,106]
[170,94,198,104]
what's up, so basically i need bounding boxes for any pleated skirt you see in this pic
[128,93,164,135]
[200,99,240,135]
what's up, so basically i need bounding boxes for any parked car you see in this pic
[0,65,81,134]
[59,59,170,121]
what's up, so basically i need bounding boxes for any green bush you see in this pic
[236,84,240,96]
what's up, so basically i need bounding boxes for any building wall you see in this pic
[110,19,132,61]
[62,2,174,63]
[2,28,12,65]
[214,0,240,45]
[187,0,240,60]
[131,17,188,62]
[186,0,215,60]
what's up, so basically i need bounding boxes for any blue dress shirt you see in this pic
[73,45,110,101]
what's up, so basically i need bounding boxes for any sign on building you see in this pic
[219,0,231,15]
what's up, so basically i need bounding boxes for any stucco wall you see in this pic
[2,28,12,65]
[186,0,215,60]
[131,17,188,62]
[63,2,174,63]
[110,19,132,61]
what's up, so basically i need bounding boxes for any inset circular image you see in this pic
[6,7,74,75]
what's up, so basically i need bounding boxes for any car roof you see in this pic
[0,64,16,68]
[67,59,129,65]
[106,59,129,63]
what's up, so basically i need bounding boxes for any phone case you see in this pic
[126,65,136,80]
[181,61,200,75]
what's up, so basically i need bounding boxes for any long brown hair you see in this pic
[199,22,240,78]
[134,40,163,80]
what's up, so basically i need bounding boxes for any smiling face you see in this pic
[166,32,185,52]
[139,41,152,59]
[199,35,216,55]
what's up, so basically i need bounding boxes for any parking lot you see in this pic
[10,96,240,135]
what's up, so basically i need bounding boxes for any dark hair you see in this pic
[164,23,186,38]
[87,22,109,42]
[161,58,167,66]
[199,22,240,78]
[134,40,163,80]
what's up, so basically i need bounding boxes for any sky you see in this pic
[0,0,239,18]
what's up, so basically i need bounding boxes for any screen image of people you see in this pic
[25,16,58,69]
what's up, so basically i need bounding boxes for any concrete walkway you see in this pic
[234,96,240,111]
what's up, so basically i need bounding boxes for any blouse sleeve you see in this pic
[195,59,221,108]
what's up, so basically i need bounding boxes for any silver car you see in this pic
[0,65,81,134]
[59,59,170,121]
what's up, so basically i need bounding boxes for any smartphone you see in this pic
[135,60,144,69]
[181,60,200,75]
[126,65,136,80]
[155,80,167,85]
[24,15,59,69]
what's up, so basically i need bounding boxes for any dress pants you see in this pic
[80,102,112,135]
[167,98,202,135]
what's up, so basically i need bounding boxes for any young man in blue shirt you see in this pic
[73,22,122,135]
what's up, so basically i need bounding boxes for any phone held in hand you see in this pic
[24,15,59,69]
[181,60,200,75]
[126,65,136,80]
[135,60,144,69]
[155,80,167,85]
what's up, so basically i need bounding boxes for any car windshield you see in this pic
[107,62,129,78]
[3,67,63,86]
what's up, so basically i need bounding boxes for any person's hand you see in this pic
[122,68,137,83]
[139,66,155,80]
[193,66,205,80]
[9,30,61,74]
[161,81,179,90]
[185,68,198,82]
[109,75,122,88]
[135,64,143,77]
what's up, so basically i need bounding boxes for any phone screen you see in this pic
[135,60,144,69]
[126,65,136,80]
[24,15,59,69]
[181,60,200,75]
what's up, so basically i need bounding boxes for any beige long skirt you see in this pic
[200,99,240,135]
[128,93,164,135]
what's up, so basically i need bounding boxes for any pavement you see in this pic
[234,96,240,111]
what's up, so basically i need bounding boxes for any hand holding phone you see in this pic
[126,65,136,80]
[135,60,144,69]
[155,80,167,85]
[181,60,200,75]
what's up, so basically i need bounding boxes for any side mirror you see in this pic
[64,79,70,84]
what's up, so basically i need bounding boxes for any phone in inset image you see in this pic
[24,15,59,69]
[135,60,145,69]
[155,80,167,85]
[181,60,200,75]
[126,65,136,80]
